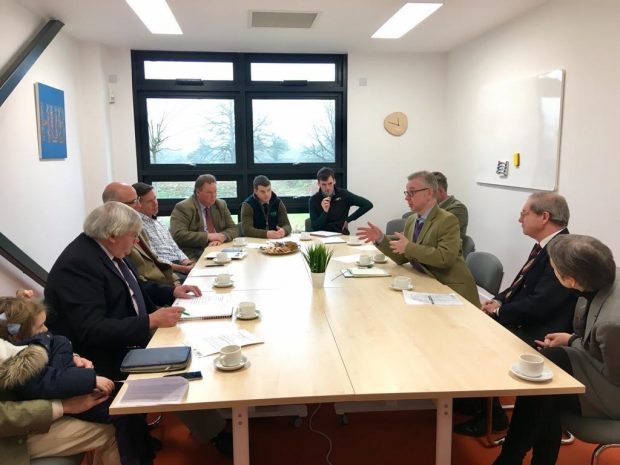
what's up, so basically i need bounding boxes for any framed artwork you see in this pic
[34,82,67,159]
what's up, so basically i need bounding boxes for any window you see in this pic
[132,51,347,217]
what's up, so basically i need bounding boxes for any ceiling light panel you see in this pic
[126,0,182,35]
[372,3,442,39]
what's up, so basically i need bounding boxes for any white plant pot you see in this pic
[311,272,326,288]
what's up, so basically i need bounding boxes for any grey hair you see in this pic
[83,202,143,240]
[407,170,438,194]
[547,234,616,291]
[194,174,217,194]
[253,175,271,190]
[528,192,570,227]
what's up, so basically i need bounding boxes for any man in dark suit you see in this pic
[45,202,231,456]
[455,192,578,436]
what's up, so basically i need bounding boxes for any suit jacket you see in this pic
[495,229,577,345]
[170,196,239,260]
[377,204,480,306]
[438,195,468,240]
[566,272,620,418]
[127,232,178,285]
[45,233,174,379]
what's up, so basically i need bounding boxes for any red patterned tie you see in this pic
[204,207,216,233]
[504,243,542,302]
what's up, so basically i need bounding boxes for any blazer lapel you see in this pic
[416,205,438,244]
[193,196,206,231]
[583,283,613,343]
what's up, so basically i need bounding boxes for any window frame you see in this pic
[132,50,348,217]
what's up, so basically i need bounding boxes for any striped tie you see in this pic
[504,243,542,302]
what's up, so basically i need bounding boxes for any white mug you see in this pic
[238,301,257,318]
[215,273,232,286]
[359,254,373,266]
[216,252,230,262]
[219,344,242,367]
[374,253,386,262]
[233,237,247,247]
[518,353,544,377]
[300,232,311,240]
[392,276,411,290]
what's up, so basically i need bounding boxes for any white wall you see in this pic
[446,0,620,285]
[347,53,448,234]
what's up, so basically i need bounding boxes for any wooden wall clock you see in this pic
[383,111,408,136]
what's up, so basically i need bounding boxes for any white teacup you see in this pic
[300,232,311,240]
[238,301,257,318]
[216,252,230,262]
[374,253,386,262]
[348,236,361,245]
[233,237,247,247]
[215,273,232,286]
[392,276,411,290]
[359,254,373,266]
[219,344,242,367]
[518,353,544,377]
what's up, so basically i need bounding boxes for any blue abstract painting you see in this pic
[35,82,67,159]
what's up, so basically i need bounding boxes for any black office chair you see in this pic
[562,413,620,465]
[462,235,476,258]
[465,251,503,295]
[304,218,312,232]
[385,218,406,235]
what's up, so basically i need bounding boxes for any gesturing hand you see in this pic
[389,232,410,254]
[357,222,383,244]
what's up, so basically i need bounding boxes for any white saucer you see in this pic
[213,258,231,265]
[300,237,312,241]
[374,258,388,264]
[348,242,362,246]
[356,261,374,268]
[213,281,234,288]
[214,355,248,371]
[390,284,413,291]
[510,364,553,382]
[235,309,261,320]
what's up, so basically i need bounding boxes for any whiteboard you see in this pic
[475,69,565,191]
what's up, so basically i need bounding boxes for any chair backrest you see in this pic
[466,251,503,296]
[462,235,476,258]
[402,211,413,219]
[386,218,406,235]
[562,412,620,465]
[305,218,312,232]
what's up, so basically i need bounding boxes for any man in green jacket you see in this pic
[357,171,479,306]
[433,171,469,240]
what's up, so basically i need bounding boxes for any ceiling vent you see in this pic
[250,11,318,29]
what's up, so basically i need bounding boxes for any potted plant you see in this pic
[301,243,334,288]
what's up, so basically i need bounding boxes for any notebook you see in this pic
[310,230,342,237]
[175,294,234,320]
[120,346,191,373]
[342,268,391,278]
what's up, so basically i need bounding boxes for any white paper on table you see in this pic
[175,294,234,320]
[334,255,361,264]
[187,329,264,357]
[321,236,347,244]
[403,291,463,306]
[245,243,263,249]
[190,268,226,277]
[310,230,342,237]
[117,377,189,406]
[477,285,495,302]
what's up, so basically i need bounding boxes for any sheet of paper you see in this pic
[187,329,264,357]
[246,243,263,249]
[403,291,463,306]
[345,268,390,277]
[191,267,225,276]
[204,251,247,259]
[117,377,189,406]
[334,255,361,264]
[310,230,342,237]
[175,294,233,320]
[321,236,347,244]
[477,285,495,302]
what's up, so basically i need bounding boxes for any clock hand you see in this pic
[396,118,400,126]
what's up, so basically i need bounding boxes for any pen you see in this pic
[182,311,190,316]
[428,295,435,305]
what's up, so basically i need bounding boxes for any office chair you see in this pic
[465,251,503,295]
[31,455,84,465]
[402,211,413,219]
[462,235,476,258]
[562,413,620,465]
[304,218,312,232]
[385,218,406,235]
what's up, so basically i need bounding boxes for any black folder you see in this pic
[120,346,191,373]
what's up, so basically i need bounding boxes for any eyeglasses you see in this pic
[403,188,429,198]
[122,198,140,206]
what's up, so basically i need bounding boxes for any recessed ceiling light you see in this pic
[372,3,443,39]
[126,0,182,35]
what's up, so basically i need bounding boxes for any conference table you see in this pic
[110,235,584,465]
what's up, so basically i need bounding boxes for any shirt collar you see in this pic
[539,229,564,248]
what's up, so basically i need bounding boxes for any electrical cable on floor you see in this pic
[308,403,333,465]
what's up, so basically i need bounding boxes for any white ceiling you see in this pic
[15,0,550,53]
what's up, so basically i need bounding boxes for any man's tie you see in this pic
[410,217,425,272]
[113,257,148,316]
[204,207,216,233]
[412,217,425,242]
[504,243,542,302]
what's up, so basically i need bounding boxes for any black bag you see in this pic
[120,346,191,373]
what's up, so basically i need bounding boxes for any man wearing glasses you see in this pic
[357,170,479,306]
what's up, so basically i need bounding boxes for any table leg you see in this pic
[435,397,453,465]
[232,406,250,465]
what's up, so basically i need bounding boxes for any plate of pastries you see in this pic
[259,241,300,255]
